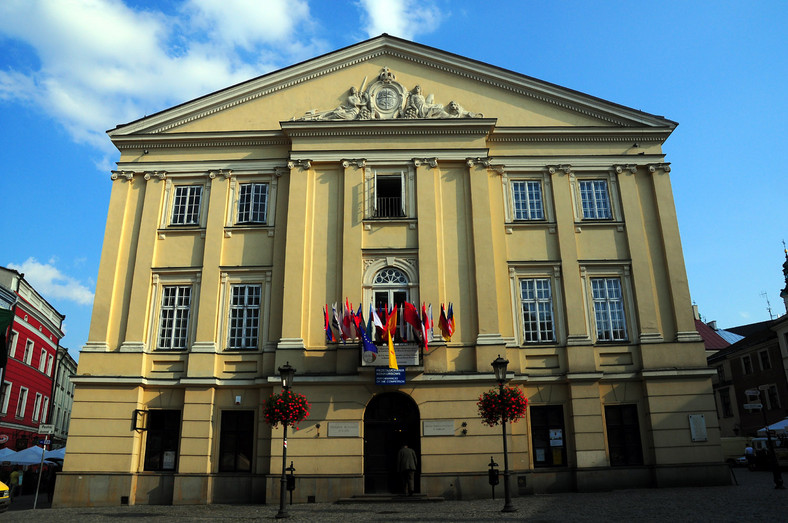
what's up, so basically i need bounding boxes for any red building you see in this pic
[0,266,65,450]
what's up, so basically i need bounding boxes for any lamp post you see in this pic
[491,355,516,513]
[276,362,296,518]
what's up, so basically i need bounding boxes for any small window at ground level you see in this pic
[144,410,181,471]
[219,410,255,472]
[605,404,643,466]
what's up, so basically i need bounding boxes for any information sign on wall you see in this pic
[327,422,360,438]
[375,367,406,385]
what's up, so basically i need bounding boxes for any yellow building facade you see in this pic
[56,36,728,507]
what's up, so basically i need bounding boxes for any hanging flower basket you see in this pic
[263,390,311,429]
[477,386,528,427]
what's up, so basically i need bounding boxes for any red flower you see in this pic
[263,390,311,428]
[477,386,528,427]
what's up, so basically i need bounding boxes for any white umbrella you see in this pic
[756,417,788,436]
[6,445,53,466]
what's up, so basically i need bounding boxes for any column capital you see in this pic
[547,164,572,175]
[647,163,671,173]
[287,159,312,170]
[341,159,367,168]
[413,158,438,168]
[613,164,638,174]
[143,170,167,181]
[111,170,135,181]
[207,169,232,179]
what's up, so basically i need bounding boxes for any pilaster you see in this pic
[121,172,166,352]
[568,380,608,468]
[466,158,507,371]
[616,165,663,344]
[277,160,312,357]
[648,164,700,342]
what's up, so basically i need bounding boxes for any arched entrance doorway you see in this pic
[364,392,420,494]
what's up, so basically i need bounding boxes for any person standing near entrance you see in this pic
[397,444,417,496]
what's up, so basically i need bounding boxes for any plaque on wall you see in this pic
[423,420,455,436]
[327,422,360,438]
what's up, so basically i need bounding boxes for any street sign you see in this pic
[39,423,55,434]
[743,403,763,410]
[39,439,51,445]
[745,389,761,398]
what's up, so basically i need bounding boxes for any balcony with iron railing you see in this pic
[374,196,405,218]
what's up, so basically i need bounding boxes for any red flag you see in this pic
[403,302,421,339]
[342,298,353,340]
[421,303,430,352]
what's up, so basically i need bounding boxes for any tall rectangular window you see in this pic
[8,330,17,359]
[530,405,566,467]
[144,410,181,471]
[38,349,47,372]
[591,278,627,342]
[33,393,42,421]
[171,186,202,225]
[158,285,192,350]
[374,174,405,218]
[42,397,49,424]
[511,180,544,220]
[765,384,781,410]
[219,410,254,472]
[47,354,54,376]
[719,388,733,418]
[758,350,771,371]
[16,387,28,418]
[24,340,33,364]
[605,404,643,466]
[0,381,10,415]
[228,284,261,349]
[237,183,268,224]
[579,179,612,219]
[520,278,554,343]
[741,355,753,375]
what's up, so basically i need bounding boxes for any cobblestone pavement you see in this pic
[6,468,786,522]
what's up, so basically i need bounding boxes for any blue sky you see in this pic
[1,0,786,360]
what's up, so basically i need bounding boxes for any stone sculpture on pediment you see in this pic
[295,67,483,121]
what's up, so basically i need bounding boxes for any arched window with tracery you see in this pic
[373,267,410,343]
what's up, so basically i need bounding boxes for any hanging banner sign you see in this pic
[375,367,406,385]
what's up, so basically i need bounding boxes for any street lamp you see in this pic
[491,355,516,513]
[276,362,296,518]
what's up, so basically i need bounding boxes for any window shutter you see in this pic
[373,169,378,214]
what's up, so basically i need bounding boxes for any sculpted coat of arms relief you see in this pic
[296,67,483,121]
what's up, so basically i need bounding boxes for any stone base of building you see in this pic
[53,464,731,507]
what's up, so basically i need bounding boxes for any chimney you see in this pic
[708,320,717,331]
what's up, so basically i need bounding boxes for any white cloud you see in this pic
[8,257,95,306]
[357,0,443,40]
[0,0,323,155]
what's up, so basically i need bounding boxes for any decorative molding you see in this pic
[295,67,483,121]
[341,159,367,168]
[413,158,438,168]
[614,164,638,174]
[143,171,167,181]
[287,159,312,170]
[647,163,671,173]
[548,164,572,175]
[208,169,233,179]
[110,170,134,181]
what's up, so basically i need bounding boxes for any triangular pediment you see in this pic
[108,34,675,139]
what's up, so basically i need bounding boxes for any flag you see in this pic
[367,304,375,341]
[324,305,336,342]
[439,304,451,341]
[403,302,421,341]
[332,303,345,342]
[387,304,398,370]
[371,306,385,341]
[421,303,430,352]
[341,298,352,341]
[448,303,455,338]
[354,304,366,340]
[428,304,433,341]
